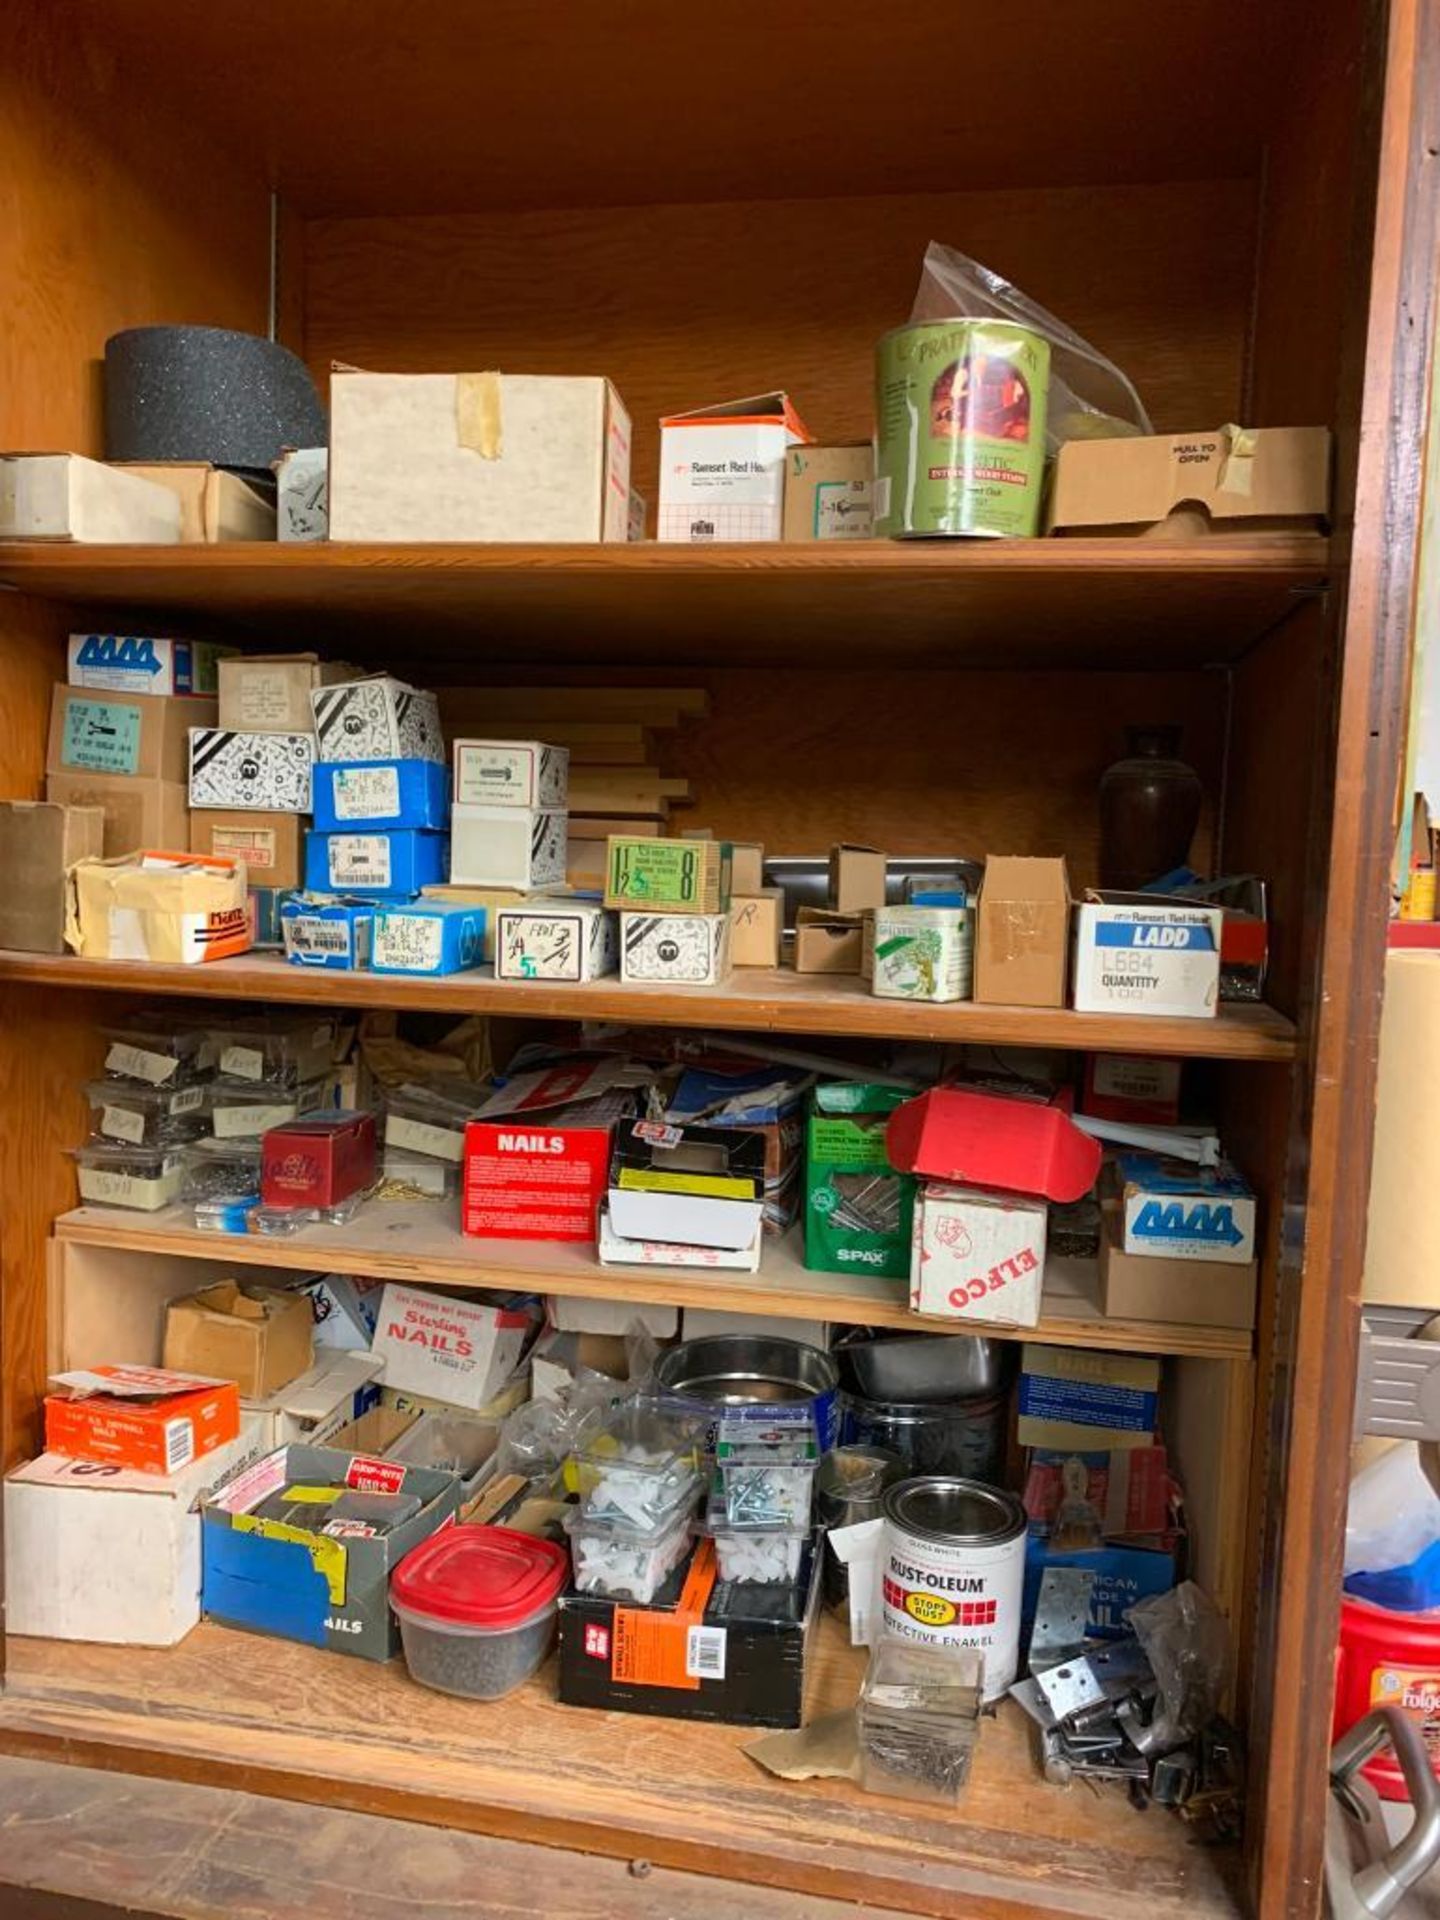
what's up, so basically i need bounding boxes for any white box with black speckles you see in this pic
[620,911,731,986]
[187,730,314,812]
[311,676,444,767]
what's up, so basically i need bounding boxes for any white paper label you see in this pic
[163,1416,195,1473]
[498,915,580,981]
[100,1103,147,1144]
[288,917,353,956]
[385,1113,465,1164]
[212,1099,296,1139]
[374,916,444,973]
[333,766,401,821]
[237,669,305,730]
[330,835,390,887]
[685,1626,728,1680]
[104,1041,178,1086]
[168,1086,206,1116]
[77,1163,184,1210]
[219,1044,267,1081]
[456,744,531,807]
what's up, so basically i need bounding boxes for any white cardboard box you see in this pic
[0,454,183,543]
[311,676,444,766]
[276,448,329,542]
[188,729,315,811]
[369,1284,534,1411]
[454,739,569,811]
[450,805,567,889]
[620,911,731,985]
[657,392,809,543]
[329,370,631,543]
[241,1350,385,1450]
[596,1208,762,1273]
[549,1291,679,1337]
[3,1417,264,1646]
[1072,900,1223,1018]
[909,1181,1047,1326]
[495,901,617,981]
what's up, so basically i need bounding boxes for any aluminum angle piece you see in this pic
[1028,1568,1095,1673]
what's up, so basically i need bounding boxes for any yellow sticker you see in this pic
[232,1516,349,1605]
[276,1486,345,1505]
[616,1169,752,1199]
[904,1590,958,1628]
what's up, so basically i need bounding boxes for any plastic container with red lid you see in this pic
[390,1524,568,1700]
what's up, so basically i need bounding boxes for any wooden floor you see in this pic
[0,1615,1243,1920]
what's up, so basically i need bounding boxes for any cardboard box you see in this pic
[261,1111,378,1209]
[114,462,275,542]
[1072,897,1223,1018]
[783,445,873,541]
[910,1182,1047,1325]
[330,368,632,544]
[304,828,448,897]
[369,1284,535,1410]
[620,910,731,985]
[280,895,375,969]
[805,1082,915,1280]
[608,1118,766,1250]
[1023,1444,1174,1540]
[66,851,252,964]
[462,1093,633,1243]
[557,1538,819,1726]
[313,758,448,832]
[3,1420,265,1647]
[190,809,304,889]
[201,1442,461,1661]
[1047,424,1331,538]
[658,392,811,544]
[454,739,569,810]
[164,1281,315,1400]
[872,905,974,1002]
[312,675,444,767]
[45,770,189,860]
[421,884,525,962]
[885,1086,1101,1205]
[218,654,353,735]
[596,1207,762,1272]
[304,1274,385,1351]
[188,729,314,812]
[604,837,730,914]
[0,453,182,542]
[729,843,766,894]
[665,1064,808,1234]
[1016,1345,1160,1452]
[243,1350,385,1450]
[550,1293,679,1338]
[372,900,487,976]
[1099,1213,1257,1328]
[975,857,1070,1007]
[829,843,887,915]
[730,889,783,967]
[69,634,235,698]
[793,907,863,974]
[45,1366,242,1475]
[276,448,328,542]
[1081,1054,1183,1126]
[450,806,567,890]
[1022,1528,1180,1639]
[1117,1152,1257,1263]
[495,902,617,982]
[48,685,215,783]
[0,800,105,953]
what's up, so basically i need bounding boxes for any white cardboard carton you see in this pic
[188,729,315,811]
[241,1350,385,1450]
[550,1290,679,1337]
[1072,899,1223,1018]
[311,676,444,767]
[0,454,182,543]
[454,739,569,810]
[495,901,617,981]
[596,1208,762,1273]
[369,1284,534,1411]
[658,392,810,543]
[450,805,567,889]
[620,911,731,985]
[276,448,329,542]
[909,1181,1047,1326]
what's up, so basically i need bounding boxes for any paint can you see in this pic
[874,319,1050,538]
[880,1476,1028,1699]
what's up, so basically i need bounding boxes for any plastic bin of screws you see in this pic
[102,1021,213,1090]
[70,1141,189,1211]
[572,1403,705,1533]
[716,1416,818,1529]
[705,1493,806,1585]
[211,1017,337,1089]
[205,1078,330,1141]
[84,1078,207,1147]
[858,1640,986,1808]
[383,1081,487,1168]
[564,1500,697,1603]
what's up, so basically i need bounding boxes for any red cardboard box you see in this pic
[887,1086,1102,1205]
[261,1111,377,1209]
[45,1364,241,1476]
[1081,1055,1183,1127]
[463,1093,632,1242]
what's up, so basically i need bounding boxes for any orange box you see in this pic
[44,1365,241,1476]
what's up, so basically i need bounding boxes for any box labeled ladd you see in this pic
[496,902,617,982]
[1072,898,1222,1018]
[311,676,444,766]
[188,730,314,812]
[910,1182,1047,1326]
[454,739,569,810]
[621,911,730,985]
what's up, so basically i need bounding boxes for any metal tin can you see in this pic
[841,1388,1007,1484]
[874,319,1050,538]
[880,1476,1028,1699]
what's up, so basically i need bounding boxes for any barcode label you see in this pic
[105,1041,176,1086]
[293,920,353,954]
[685,1625,727,1680]
[164,1417,194,1474]
[169,1086,206,1116]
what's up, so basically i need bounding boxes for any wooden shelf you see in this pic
[0,1616,1241,1920]
[0,539,1329,668]
[54,1202,1253,1360]
[1,951,1298,1062]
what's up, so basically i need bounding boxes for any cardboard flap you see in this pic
[886,1087,1101,1203]
[660,391,813,441]
[49,1364,230,1402]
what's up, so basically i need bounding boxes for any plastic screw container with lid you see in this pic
[572,1402,705,1533]
[212,1017,338,1089]
[716,1415,819,1530]
[206,1079,329,1141]
[102,1021,213,1089]
[564,1501,696,1603]
[390,1525,569,1701]
[70,1142,188,1211]
[858,1639,985,1807]
[706,1494,807,1586]
[85,1078,208,1147]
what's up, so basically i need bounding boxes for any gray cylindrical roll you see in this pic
[104,325,327,472]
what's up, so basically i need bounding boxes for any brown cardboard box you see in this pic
[47,685,215,785]
[783,445,873,541]
[113,463,276,543]
[1047,425,1331,538]
[975,857,1071,1007]
[163,1281,315,1400]
[217,655,354,734]
[730,842,766,894]
[794,907,863,974]
[1099,1214,1257,1330]
[829,843,887,914]
[66,851,252,963]
[730,889,784,966]
[0,801,105,953]
[190,809,305,889]
[45,771,190,858]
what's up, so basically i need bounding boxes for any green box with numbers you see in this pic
[603,836,732,915]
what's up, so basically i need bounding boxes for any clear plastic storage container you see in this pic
[383,1081,486,1166]
[182,1136,263,1200]
[857,1640,985,1807]
[706,1494,807,1586]
[716,1416,818,1529]
[390,1525,568,1701]
[564,1502,696,1603]
[102,1021,212,1089]
[84,1077,207,1147]
[70,1142,187,1211]
[572,1403,705,1533]
[211,1017,337,1089]
[379,1146,461,1199]
[205,1078,329,1141]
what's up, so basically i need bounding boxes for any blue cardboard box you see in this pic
[280,895,375,970]
[1022,1526,1181,1640]
[372,901,487,976]
[312,759,450,833]
[201,1444,460,1661]
[304,829,447,899]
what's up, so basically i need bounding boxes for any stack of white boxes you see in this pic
[450,739,569,890]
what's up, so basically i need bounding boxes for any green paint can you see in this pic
[874,319,1050,538]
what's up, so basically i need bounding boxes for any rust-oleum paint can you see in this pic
[880,1476,1027,1699]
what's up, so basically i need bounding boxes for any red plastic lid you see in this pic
[390,1525,568,1628]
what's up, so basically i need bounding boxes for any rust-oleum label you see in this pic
[880,1520,1025,1699]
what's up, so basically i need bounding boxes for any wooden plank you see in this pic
[439,687,708,722]
[0,541,1332,669]
[51,1210,1253,1363]
[0,953,1300,1061]
[0,1617,1242,1920]
[567,772,688,814]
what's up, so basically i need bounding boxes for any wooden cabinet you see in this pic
[0,2,1435,1915]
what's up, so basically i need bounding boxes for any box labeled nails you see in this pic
[280,896,375,970]
[495,902,617,982]
[188,730,315,812]
[449,807,567,890]
[620,912,730,985]
[371,901,487,976]
[313,759,449,833]
[453,739,569,810]
[304,829,448,898]
[311,676,444,766]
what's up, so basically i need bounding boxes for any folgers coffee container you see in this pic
[874,320,1049,538]
[880,1476,1027,1700]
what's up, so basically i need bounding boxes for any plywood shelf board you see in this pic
[0,540,1330,668]
[53,1205,1252,1360]
[0,1617,1242,1920]
[0,953,1298,1061]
